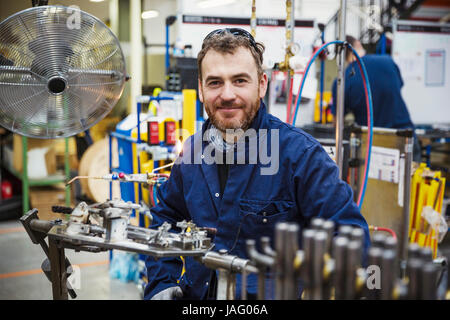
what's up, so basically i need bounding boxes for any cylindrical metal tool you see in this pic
[345,240,361,299]
[311,231,327,300]
[407,258,422,300]
[338,225,353,239]
[380,249,396,300]
[366,247,383,300]
[302,229,316,300]
[333,236,348,300]
[275,223,288,300]
[420,262,438,300]
[371,233,387,249]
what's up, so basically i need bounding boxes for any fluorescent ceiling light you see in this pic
[197,0,237,9]
[90,0,105,3]
[142,10,159,19]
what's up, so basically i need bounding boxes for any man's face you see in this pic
[198,46,268,132]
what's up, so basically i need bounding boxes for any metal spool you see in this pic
[0,5,127,138]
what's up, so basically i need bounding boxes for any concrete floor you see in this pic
[0,219,142,300]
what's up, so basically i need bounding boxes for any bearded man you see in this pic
[145,28,369,300]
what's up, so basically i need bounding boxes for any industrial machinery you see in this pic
[21,208,448,300]
[20,200,213,300]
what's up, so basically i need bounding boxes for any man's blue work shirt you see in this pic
[331,54,414,130]
[145,102,369,300]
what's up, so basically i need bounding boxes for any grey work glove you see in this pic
[151,286,183,300]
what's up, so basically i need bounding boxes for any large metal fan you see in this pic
[0,5,127,138]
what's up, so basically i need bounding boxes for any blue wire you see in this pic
[153,183,159,205]
[291,40,342,126]
[347,45,374,209]
[290,40,373,209]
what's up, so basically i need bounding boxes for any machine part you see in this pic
[283,224,299,300]
[345,240,361,300]
[372,233,387,249]
[200,250,258,300]
[338,225,353,239]
[274,222,288,300]
[380,249,397,300]
[311,231,327,300]
[366,247,383,300]
[20,210,77,299]
[407,258,422,300]
[419,247,433,262]
[246,239,274,300]
[322,220,335,254]
[333,236,348,300]
[407,243,421,260]
[66,172,165,186]
[311,217,325,230]
[421,262,438,300]
[384,236,398,251]
[261,236,276,257]
[0,5,127,138]
[301,229,316,300]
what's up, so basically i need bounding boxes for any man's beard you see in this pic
[204,95,260,133]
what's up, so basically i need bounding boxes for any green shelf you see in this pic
[19,136,71,214]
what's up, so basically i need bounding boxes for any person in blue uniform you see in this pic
[331,36,421,161]
[145,28,370,300]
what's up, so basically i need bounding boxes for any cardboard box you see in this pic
[29,187,69,221]
[13,134,76,174]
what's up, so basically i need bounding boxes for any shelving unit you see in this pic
[3,136,71,214]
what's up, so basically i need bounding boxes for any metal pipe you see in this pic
[261,236,276,257]
[338,225,353,239]
[322,220,335,254]
[380,249,396,300]
[335,0,347,178]
[333,236,348,299]
[421,262,438,300]
[407,258,422,300]
[275,223,288,300]
[311,231,327,300]
[400,136,413,266]
[302,229,316,299]
[284,224,299,300]
[366,246,382,300]
[345,240,361,299]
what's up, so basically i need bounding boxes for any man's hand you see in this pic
[151,286,183,300]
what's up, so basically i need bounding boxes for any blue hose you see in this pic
[290,40,373,209]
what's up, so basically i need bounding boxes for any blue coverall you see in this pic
[145,102,370,300]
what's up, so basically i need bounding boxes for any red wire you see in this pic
[373,226,397,240]
[286,75,294,123]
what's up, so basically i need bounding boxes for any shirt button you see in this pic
[205,282,209,286]
[201,155,205,159]
[262,218,268,223]
[215,193,220,198]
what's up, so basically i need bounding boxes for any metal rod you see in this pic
[48,238,68,300]
[400,136,413,267]
[275,223,288,300]
[335,0,347,178]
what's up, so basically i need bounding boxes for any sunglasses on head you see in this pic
[203,28,257,50]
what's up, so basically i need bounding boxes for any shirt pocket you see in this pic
[238,199,293,241]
